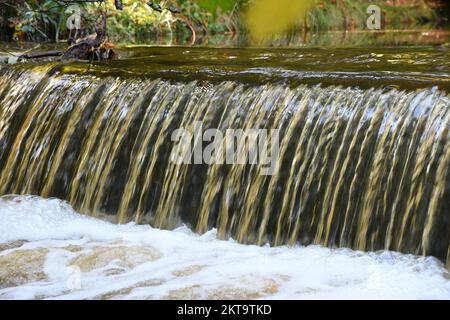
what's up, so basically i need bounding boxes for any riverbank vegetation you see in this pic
[0,0,448,44]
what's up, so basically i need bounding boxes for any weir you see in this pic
[0,47,449,265]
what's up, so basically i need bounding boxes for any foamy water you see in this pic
[0,196,449,300]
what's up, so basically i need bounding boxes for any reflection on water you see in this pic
[121,29,450,47]
[263,29,450,48]
[1,29,449,55]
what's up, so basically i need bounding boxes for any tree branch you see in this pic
[21,50,63,59]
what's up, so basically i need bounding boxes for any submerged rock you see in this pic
[0,240,27,252]
[0,248,48,288]
[70,245,161,273]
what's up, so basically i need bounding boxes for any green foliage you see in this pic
[8,0,68,41]
[6,0,243,43]
[196,0,238,13]
[3,0,441,44]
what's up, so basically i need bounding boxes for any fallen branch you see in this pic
[21,50,63,59]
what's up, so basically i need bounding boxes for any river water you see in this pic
[0,196,449,299]
[0,31,449,299]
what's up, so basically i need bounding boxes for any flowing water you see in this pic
[0,196,449,300]
[0,46,449,298]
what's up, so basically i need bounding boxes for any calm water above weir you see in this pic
[58,45,450,91]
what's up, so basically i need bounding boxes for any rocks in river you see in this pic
[0,240,27,252]
[0,242,161,292]
[70,245,161,273]
[165,275,284,300]
[0,248,48,288]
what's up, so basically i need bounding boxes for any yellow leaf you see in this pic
[245,0,315,42]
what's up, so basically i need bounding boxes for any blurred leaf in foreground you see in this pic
[245,0,314,42]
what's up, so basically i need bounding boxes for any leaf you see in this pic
[245,0,315,42]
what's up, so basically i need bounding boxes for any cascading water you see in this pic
[0,47,449,268]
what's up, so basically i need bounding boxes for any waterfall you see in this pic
[0,63,449,264]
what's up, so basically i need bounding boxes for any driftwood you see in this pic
[18,11,117,63]
[17,34,117,63]
[21,51,63,59]
[64,12,118,61]
[62,33,116,61]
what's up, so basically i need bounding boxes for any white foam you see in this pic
[0,195,449,300]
